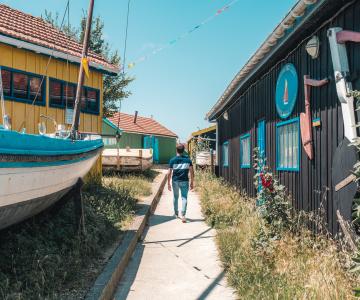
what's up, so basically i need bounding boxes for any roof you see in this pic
[191,125,216,137]
[107,112,178,138]
[206,0,328,120]
[0,4,119,75]
[103,117,122,133]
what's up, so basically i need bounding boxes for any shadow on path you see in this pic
[195,271,227,300]
[177,227,212,247]
[114,228,148,300]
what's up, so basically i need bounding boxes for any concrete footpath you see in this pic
[114,185,235,300]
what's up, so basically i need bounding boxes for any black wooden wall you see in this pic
[216,0,360,234]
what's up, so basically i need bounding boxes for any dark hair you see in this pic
[176,144,185,154]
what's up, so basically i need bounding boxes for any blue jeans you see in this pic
[172,180,189,216]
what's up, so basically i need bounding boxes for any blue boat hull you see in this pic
[0,129,103,230]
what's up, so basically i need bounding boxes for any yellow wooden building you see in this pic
[0,4,119,175]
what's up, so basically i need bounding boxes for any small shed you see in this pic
[187,125,217,154]
[102,112,177,164]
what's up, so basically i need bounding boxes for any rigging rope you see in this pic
[31,0,70,107]
[117,0,132,130]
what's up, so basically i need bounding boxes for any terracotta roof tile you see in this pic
[0,4,118,73]
[108,112,178,138]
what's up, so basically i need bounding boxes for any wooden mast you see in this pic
[71,0,95,138]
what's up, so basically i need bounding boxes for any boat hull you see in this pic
[0,153,99,230]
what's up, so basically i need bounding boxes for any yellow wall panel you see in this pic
[26,52,36,72]
[0,44,13,67]
[12,49,26,70]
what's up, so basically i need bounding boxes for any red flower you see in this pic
[260,173,274,192]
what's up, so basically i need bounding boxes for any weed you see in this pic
[196,171,356,299]
[0,172,152,299]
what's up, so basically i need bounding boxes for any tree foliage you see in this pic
[42,11,133,117]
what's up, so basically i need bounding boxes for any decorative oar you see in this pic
[300,75,328,160]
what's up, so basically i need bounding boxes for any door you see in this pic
[153,137,159,164]
[143,136,152,149]
[257,120,266,205]
[144,136,159,164]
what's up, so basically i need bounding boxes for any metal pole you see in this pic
[0,67,6,124]
[71,0,95,138]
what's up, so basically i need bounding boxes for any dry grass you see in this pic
[0,171,156,299]
[196,171,357,300]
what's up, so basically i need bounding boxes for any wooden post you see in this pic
[139,149,143,171]
[210,149,214,174]
[73,179,86,234]
[71,0,95,137]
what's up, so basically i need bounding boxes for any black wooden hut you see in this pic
[207,0,360,234]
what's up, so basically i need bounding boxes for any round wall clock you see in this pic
[275,63,298,119]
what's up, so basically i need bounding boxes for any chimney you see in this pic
[134,111,138,124]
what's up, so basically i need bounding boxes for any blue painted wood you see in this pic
[153,137,159,164]
[0,129,103,156]
[143,135,159,163]
[240,133,251,168]
[275,117,300,172]
[275,63,298,119]
[257,120,266,206]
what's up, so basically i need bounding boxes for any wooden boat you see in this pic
[195,150,217,167]
[102,148,153,171]
[0,129,103,230]
[0,0,103,230]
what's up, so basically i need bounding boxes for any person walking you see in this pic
[168,144,194,223]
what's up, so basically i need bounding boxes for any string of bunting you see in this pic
[126,0,239,70]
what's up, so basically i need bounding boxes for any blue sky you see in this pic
[4,0,297,141]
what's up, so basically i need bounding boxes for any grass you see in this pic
[196,171,356,300]
[0,171,155,299]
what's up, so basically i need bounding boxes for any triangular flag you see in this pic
[82,57,90,78]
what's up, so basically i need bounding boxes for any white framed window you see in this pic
[222,141,229,167]
[276,117,300,171]
[240,133,251,168]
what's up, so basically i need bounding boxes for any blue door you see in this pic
[143,136,159,164]
[153,137,159,164]
[257,120,266,205]
[143,136,152,149]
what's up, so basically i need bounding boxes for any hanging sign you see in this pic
[275,63,298,119]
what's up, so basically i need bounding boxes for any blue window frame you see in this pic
[49,78,100,115]
[1,66,46,106]
[276,117,300,171]
[240,133,251,168]
[222,141,229,167]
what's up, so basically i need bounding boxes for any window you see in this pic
[49,80,62,107]
[86,88,99,113]
[222,141,229,167]
[276,117,300,171]
[49,78,100,114]
[0,67,45,105]
[102,137,117,146]
[63,83,76,108]
[240,133,251,168]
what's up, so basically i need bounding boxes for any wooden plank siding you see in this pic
[216,0,360,234]
[0,44,103,134]
[0,43,104,176]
